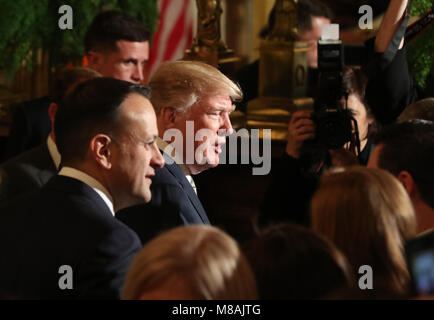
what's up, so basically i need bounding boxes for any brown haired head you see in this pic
[311,166,417,295]
[243,223,354,299]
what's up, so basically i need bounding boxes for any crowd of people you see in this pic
[0,0,433,300]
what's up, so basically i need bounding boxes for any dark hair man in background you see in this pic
[84,10,150,84]
[2,10,151,161]
[0,68,101,203]
[368,120,434,233]
[0,78,164,299]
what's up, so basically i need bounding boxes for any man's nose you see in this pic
[132,65,144,83]
[221,112,233,136]
[151,146,165,169]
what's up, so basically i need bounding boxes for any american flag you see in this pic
[145,0,195,82]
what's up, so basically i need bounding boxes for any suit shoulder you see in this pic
[152,164,183,187]
[1,144,52,169]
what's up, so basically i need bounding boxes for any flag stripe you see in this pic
[147,0,171,69]
[163,0,189,61]
[145,0,194,81]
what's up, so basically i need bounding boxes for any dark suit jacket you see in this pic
[364,14,422,125]
[2,96,51,161]
[117,152,210,244]
[0,175,141,299]
[0,143,56,203]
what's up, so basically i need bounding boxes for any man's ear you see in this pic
[159,107,178,128]
[86,51,104,72]
[397,171,416,197]
[89,134,113,169]
[48,103,58,123]
[48,103,58,141]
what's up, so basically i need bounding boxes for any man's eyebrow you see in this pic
[123,58,138,64]
[208,104,236,112]
[145,134,158,141]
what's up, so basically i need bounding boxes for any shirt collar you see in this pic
[46,135,61,170]
[58,167,115,216]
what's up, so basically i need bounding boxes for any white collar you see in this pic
[58,167,115,216]
[46,135,61,169]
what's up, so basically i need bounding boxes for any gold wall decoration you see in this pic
[247,0,313,141]
[185,0,240,75]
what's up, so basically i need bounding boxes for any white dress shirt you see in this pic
[58,167,115,216]
[47,135,61,169]
[156,137,197,194]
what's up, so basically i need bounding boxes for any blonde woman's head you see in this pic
[122,225,257,300]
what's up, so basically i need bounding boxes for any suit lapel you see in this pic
[163,158,210,224]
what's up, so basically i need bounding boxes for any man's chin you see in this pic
[134,192,152,205]
[188,159,219,175]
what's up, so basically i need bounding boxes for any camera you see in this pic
[310,24,359,151]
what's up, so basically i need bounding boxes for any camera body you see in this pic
[311,108,353,149]
[310,25,355,150]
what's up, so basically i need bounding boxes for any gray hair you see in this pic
[149,60,242,115]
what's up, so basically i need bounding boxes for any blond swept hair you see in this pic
[311,166,417,295]
[148,60,242,114]
[122,225,257,300]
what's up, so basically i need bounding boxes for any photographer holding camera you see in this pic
[287,66,375,165]
[258,0,421,229]
[259,66,376,228]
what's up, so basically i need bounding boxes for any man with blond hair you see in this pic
[118,61,243,244]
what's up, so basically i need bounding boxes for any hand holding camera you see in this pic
[286,110,315,159]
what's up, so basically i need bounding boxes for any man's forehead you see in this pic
[300,16,331,40]
[115,40,149,58]
[121,93,153,114]
[198,95,233,109]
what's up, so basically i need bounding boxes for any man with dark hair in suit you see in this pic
[0,78,164,299]
[0,67,101,203]
[2,10,151,160]
[117,60,242,244]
